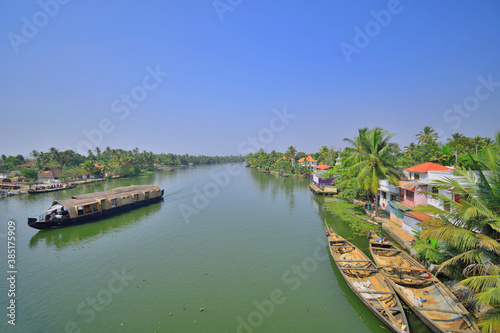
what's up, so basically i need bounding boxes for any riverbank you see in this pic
[249,165,308,178]
[1,170,162,197]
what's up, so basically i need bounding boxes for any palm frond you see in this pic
[477,308,500,333]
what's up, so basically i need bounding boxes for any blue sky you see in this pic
[1,0,499,157]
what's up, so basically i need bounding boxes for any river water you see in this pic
[0,164,431,333]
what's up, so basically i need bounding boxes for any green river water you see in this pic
[0,164,431,333]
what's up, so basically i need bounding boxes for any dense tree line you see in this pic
[245,145,338,176]
[0,147,243,181]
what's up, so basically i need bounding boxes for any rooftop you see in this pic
[298,155,316,162]
[313,164,332,170]
[404,162,452,173]
[404,211,433,222]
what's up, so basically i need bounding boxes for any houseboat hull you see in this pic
[28,184,77,194]
[28,185,164,230]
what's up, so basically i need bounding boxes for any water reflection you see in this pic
[29,201,162,250]
[248,168,308,210]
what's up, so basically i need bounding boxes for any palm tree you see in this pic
[416,132,500,331]
[343,127,369,167]
[343,127,401,216]
[30,150,39,159]
[48,147,60,165]
[416,126,439,145]
[403,142,416,158]
[318,146,329,164]
[95,147,101,158]
[448,132,465,164]
[473,136,485,155]
[286,146,296,161]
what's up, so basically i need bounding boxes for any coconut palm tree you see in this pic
[343,127,369,167]
[30,150,39,159]
[343,127,401,216]
[473,136,485,155]
[286,146,296,160]
[416,133,500,332]
[403,142,416,158]
[448,132,465,164]
[318,146,329,164]
[458,266,500,333]
[416,126,439,145]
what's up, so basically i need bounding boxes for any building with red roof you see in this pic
[297,155,317,167]
[378,161,461,234]
[313,164,332,170]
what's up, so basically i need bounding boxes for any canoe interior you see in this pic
[369,235,479,333]
[328,229,409,333]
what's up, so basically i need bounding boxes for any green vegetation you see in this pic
[245,148,313,176]
[414,132,500,332]
[325,200,380,235]
[320,126,498,331]
[0,147,243,181]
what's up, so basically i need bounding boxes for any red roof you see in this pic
[404,162,452,173]
[399,181,416,190]
[404,211,432,222]
[313,164,332,170]
[298,155,316,162]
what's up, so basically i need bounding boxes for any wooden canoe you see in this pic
[327,228,409,333]
[369,234,479,333]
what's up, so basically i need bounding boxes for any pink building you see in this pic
[379,162,457,233]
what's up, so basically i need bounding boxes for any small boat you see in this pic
[369,234,479,333]
[327,228,409,333]
[28,183,77,194]
[28,185,164,230]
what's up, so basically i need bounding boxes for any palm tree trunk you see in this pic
[375,193,379,217]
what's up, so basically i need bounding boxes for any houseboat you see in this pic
[28,185,164,230]
[28,183,77,194]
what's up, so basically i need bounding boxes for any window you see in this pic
[381,191,387,200]
[84,205,92,214]
[414,173,420,180]
[432,187,439,194]
[77,206,84,216]
[145,192,149,200]
[111,198,117,208]
[134,194,138,202]
[406,190,414,202]
[390,194,397,202]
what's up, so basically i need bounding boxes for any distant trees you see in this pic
[245,149,311,176]
[397,132,493,169]
[0,147,243,181]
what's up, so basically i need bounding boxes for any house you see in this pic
[379,162,457,233]
[37,168,63,183]
[311,164,334,186]
[402,211,433,234]
[21,161,34,168]
[310,164,337,194]
[297,155,317,167]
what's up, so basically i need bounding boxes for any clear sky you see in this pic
[1,0,499,157]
